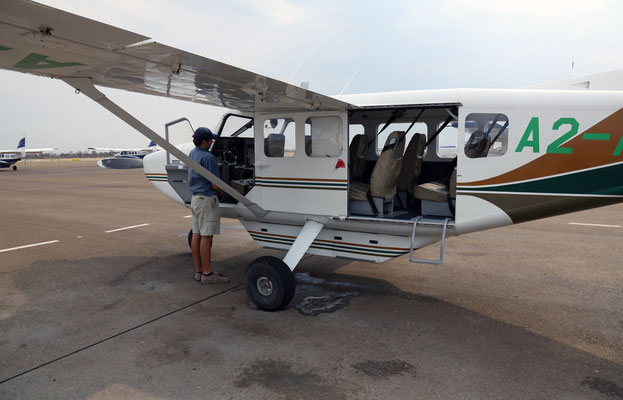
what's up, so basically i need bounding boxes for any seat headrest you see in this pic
[464,130,490,158]
[380,131,406,153]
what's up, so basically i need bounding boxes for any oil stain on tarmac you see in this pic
[352,360,416,379]
[292,273,362,316]
[581,377,623,398]
[234,358,346,400]
[290,272,437,316]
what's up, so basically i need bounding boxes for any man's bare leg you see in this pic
[200,235,213,274]
[191,233,203,273]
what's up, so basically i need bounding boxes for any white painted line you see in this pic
[183,215,192,219]
[569,222,621,228]
[0,240,60,253]
[105,223,151,233]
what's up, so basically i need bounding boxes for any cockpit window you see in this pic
[464,113,509,158]
[219,114,253,138]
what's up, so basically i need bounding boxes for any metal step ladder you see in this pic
[409,216,452,264]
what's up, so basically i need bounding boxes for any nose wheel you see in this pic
[245,256,296,311]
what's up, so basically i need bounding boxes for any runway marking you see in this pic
[0,240,59,253]
[4,181,134,192]
[183,215,192,218]
[105,223,151,233]
[569,222,621,228]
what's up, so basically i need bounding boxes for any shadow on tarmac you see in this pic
[1,248,622,399]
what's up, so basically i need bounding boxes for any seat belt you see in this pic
[425,115,454,147]
[366,190,379,215]
[369,109,406,147]
[491,120,509,145]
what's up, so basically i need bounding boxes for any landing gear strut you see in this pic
[245,256,296,311]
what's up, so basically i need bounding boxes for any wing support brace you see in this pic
[282,220,324,271]
[62,78,268,218]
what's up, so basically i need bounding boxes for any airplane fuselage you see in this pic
[143,88,623,264]
[0,153,21,168]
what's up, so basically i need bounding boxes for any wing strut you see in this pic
[62,77,268,218]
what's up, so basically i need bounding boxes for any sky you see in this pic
[1,0,623,151]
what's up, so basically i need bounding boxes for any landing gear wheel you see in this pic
[12,165,17,170]
[187,229,193,250]
[245,256,296,311]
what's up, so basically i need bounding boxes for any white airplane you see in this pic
[88,141,158,169]
[1,1,622,311]
[0,136,56,170]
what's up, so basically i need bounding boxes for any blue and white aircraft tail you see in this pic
[0,137,56,171]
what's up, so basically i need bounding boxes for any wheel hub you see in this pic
[256,276,273,296]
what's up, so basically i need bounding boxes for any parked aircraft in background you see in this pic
[88,141,158,169]
[0,1,621,311]
[0,137,56,170]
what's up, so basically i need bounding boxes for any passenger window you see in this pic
[436,121,459,158]
[304,116,343,157]
[464,113,509,158]
[264,118,295,157]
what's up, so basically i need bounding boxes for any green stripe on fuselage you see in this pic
[460,163,623,196]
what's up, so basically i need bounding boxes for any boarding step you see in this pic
[409,216,452,265]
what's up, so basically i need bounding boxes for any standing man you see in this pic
[188,127,229,284]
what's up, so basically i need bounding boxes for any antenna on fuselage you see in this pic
[288,53,307,84]
[339,69,359,95]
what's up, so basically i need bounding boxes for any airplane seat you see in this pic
[349,134,368,182]
[412,158,456,217]
[264,134,285,157]
[464,130,491,158]
[349,131,405,216]
[395,133,426,208]
[449,167,457,200]
[304,135,312,156]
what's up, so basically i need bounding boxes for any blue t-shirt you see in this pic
[188,147,220,196]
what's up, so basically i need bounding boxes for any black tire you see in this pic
[12,165,17,170]
[245,256,296,311]
[187,229,193,250]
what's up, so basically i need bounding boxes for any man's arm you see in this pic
[206,154,222,195]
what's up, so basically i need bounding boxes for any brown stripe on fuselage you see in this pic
[464,192,623,223]
[461,108,623,187]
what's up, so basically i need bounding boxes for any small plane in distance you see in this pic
[0,137,56,170]
[0,1,621,312]
[88,141,158,169]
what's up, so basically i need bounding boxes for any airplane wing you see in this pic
[0,0,352,113]
[24,147,56,153]
[0,147,56,153]
[87,147,124,152]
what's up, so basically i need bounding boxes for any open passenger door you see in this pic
[253,111,348,217]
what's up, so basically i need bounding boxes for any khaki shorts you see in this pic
[191,194,220,236]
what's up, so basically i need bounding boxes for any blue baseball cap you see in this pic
[193,127,217,142]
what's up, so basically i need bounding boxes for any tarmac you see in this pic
[1,160,622,399]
